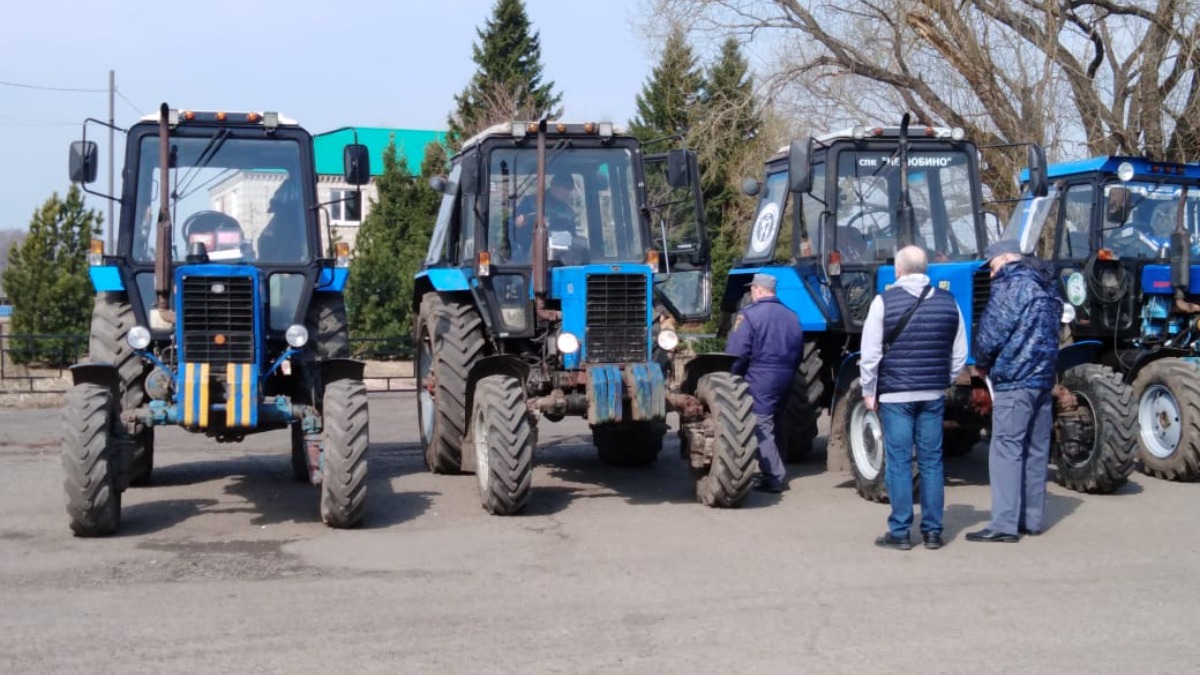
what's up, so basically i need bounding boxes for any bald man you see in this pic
[860,246,966,551]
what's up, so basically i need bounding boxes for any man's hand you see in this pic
[863,395,877,412]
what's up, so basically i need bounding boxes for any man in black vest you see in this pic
[727,273,804,493]
[860,246,966,550]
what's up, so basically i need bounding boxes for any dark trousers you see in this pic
[753,410,786,486]
[988,388,1053,535]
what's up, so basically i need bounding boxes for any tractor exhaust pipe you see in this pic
[152,103,175,327]
[532,118,549,299]
[896,112,917,249]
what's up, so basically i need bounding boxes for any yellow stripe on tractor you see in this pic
[183,362,211,429]
[225,363,255,428]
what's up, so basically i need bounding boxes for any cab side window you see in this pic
[1056,184,1093,260]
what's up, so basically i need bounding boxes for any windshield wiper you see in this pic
[174,128,230,201]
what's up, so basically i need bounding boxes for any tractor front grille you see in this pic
[585,273,648,364]
[180,275,255,363]
[972,269,992,326]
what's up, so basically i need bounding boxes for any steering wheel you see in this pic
[844,206,892,237]
[182,210,240,239]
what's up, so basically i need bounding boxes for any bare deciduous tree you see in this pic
[653,0,1200,198]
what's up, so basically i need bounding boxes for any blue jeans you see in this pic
[879,399,945,538]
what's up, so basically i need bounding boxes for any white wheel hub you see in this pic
[1139,384,1181,460]
[850,402,884,481]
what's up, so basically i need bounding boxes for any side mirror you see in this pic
[69,141,98,184]
[428,175,448,194]
[741,178,760,197]
[343,144,371,185]
[666,149,691,188]
[1026,144,1048,198]
[1106,187,1131,224]
[787,139,811,194]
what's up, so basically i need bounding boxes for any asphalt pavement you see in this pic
[0,392,1197,674]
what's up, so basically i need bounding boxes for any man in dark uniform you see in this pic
[726,273,804,493]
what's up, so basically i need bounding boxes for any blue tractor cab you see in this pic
[1004,155,1200,483]
[63,105,372,535]
[413,121,759,514]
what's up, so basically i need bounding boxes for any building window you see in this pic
[330,189,362,223]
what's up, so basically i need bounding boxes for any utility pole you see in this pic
[108,70,115,251]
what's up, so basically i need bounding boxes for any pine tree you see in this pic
[2,185,100,365]
[447,0,562,149]
[696,38,764,326]
[628,26,704,145]
[346,138,447,351]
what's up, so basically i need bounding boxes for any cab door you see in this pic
[645,149,710,322]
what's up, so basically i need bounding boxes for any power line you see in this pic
[115,88,145,116]
[0,78,106,93]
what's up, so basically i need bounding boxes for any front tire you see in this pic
[1132,360,1200,481]
[831,378,890,502]
[61,384,121,537]
[320,379,369,528]
[416,294,486,474]
[693,373,757,508]
[1053,364,1136,493]
[470,374,535,515]
[595,421,665,466]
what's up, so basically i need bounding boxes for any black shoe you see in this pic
[1019,527,1043,536]
[965,528,1019,543]
[875,533,913,551]
[753,480,786,493]
[923,532,945,550]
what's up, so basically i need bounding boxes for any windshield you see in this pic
[833,148,980,262]
[130,133,310,264]
[1102,181,1200,259]
[485,147,644,265]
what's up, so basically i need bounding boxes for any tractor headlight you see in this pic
[127,326,151,350]
[285,324,309,348]
[1117,161,1135,182]
[556,332,581,354]
[1061,302,1076,325]
[657,328,680,351]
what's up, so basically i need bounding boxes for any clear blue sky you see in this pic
[0,0,655,232]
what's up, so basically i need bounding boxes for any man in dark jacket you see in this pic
[726,273,804,493]
[860,246,966,551]
[968,239,1062,542]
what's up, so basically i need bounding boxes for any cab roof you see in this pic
[459,121,629,153]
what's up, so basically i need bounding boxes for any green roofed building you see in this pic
[312,127,446,250]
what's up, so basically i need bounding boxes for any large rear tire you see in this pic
[778,343,824,463]
[320,379,369,528]
[307,294,350,360]
[1054,364,1136,493]
[416,294,486,474]
[61,384,121,537]
[470,374,534,515]
[693,373,757,508]
[87,293,154,486]
[595,421,665,467]
[1131,360,1200,481]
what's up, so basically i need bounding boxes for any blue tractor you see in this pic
[722,118,1118,501]
[413,121,758,514]
[64,105,372,535]
[1003,155,1200,483]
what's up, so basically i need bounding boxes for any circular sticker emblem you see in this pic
[749,203,780,255]
[1066,272,1087,306]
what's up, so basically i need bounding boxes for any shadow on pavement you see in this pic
[118,498,221,536]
